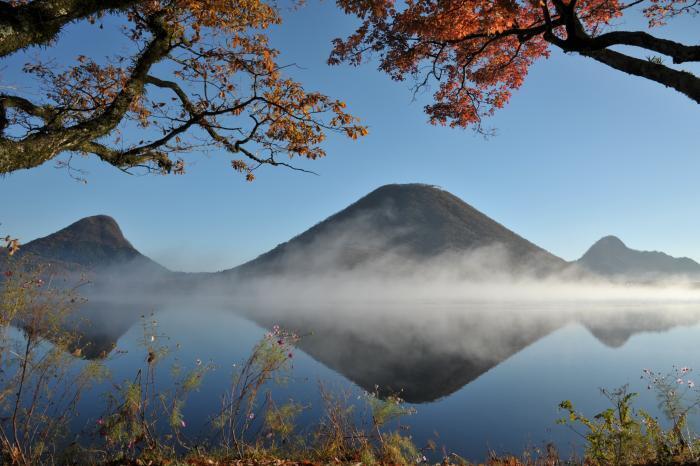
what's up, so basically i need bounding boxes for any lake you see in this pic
[61,298,700,461]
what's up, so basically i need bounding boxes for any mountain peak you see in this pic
[232,183,564,275]
[590,235,627,251]
[16,215,160,270]
[50,215,133,249]
[367,183,442,195]
[578,235,700,279]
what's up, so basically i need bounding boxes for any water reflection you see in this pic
[68,297,700,404]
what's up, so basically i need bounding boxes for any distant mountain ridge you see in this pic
[576,235,700,280]
[6,185,700,284]
[229,183,565,276]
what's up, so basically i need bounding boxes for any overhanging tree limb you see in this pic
[0,13,172,173]
[588,31,700,63]
[0,0,139,57]
[582,48,700,103]
[0,1,366,179]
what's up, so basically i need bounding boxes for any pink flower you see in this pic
[248,412,255,420]
[677,378,684,384]
[181,420,186,428]
[96,418,104,426]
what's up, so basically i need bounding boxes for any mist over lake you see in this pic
[62,296,700,460]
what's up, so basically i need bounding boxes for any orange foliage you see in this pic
[330,0,698,130]
[3,0,366,179]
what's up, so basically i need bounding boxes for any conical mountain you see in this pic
[10,215,166,273]
[230,183,565,276]
[577,235,700,279]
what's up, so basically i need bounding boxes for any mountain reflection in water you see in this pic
[69,298,700,403]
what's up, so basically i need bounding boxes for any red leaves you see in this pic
[331,0,683,130]
[643,0,699,26]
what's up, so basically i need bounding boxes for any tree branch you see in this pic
[0,14,173,173]
[589,31,700,64]
[78,140,171,173]
[582,48,700,103]
[0,0,139,57]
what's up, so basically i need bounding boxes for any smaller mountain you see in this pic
[577,235,700,280]
[6,215,167,275]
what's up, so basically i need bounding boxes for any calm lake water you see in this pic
[64,300,700,460]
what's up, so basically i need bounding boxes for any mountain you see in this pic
[249,304,566,402]
[5,215,167,275]
[228,183,565,276]
[577,235,700,280]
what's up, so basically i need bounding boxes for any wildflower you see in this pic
[278,339,284,346]
[689,380,696,388]
[288,352,293,358]
[248,412,255,420]
[195,358,202,366]
[150,335,156,342]
[3,270,12,277]
[677,378,684,384]
[96,418,104,426]
[681,366,690,373]
[181,420,187,428]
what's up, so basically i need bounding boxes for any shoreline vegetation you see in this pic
[1,262,700,465]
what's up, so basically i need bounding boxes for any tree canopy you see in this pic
[330,0,699,131]
[0,0,367,180]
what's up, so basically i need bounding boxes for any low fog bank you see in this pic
[62,243,700,401]
[71,241,700,347]
[195,243,700,307]
[65,291,700,402]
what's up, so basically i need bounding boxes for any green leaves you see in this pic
[558,382,700,465]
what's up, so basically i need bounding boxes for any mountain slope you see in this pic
[8,215,167,274]
[577,235,700,279]
[229,183,565,276]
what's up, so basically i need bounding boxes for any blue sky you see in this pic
[1,2,699,272]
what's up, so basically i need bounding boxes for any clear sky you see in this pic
[1,2,699,272]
